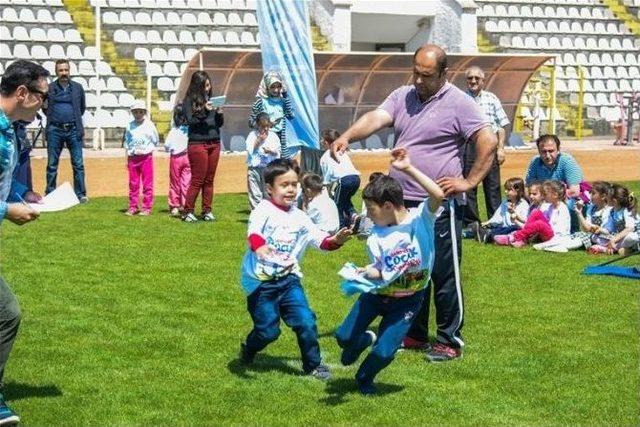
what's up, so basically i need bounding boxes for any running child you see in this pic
[239,158,351,380]
[334,148,444,395]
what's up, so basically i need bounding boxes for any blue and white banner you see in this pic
[257,0,319,150]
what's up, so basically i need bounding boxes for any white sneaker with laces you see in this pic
[183,212,198,223]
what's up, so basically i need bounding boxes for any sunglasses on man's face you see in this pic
[28,86,48,103]
[466,76,483,81]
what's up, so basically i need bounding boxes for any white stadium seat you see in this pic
[151,47,168,61]
[67,45,84,60]
[226,31,240,45]
[114,29,130,43]
[89,77,107,91]
[65,29,83,43]
[198,12,213,25]
[107,77,126,91]
[163,62,181,76]
[54,10,73,24]
[162,30,179,44]
[134,47,151,61]
[168,48,185,62]
[228,12,243,26]
[213,12,227,25]
[147,30,162,44]
[166,12,181,26]
[210,31,226,45]
[118,93,135,108]
[131,30,148,44]
[120,11,135,25]
[19,9,37,23]
[194,31,209,45]
[151,12,167,25]
[37,9,55,24]
[13,26,30,42]
[157,77,174,92]
[136,12,152,25]
[182,13,198,26]
[13,44,30,59]
[146,63,162,76]
[31,45,49,60]
[179,31,195,45]
[103,11,119,24]
[244,12,257,26]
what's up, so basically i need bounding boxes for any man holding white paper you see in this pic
[0,60,50,424]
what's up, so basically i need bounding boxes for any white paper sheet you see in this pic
[29,182,80,212]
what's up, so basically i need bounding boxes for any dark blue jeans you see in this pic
[335,289,425,387]
[334,174,361,228]
[244,275,321,373]
[46,124,86,197]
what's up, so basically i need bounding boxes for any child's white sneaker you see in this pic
[169,207,180,217]
[182,212,198,223]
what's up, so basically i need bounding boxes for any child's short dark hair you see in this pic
[264,158,300,185]
[362,175,404,208]
[255,112,272,129]
[301,173,324,193]
[505,177,525,200]
[591,181,612,199]
[368,172,385,183]
[321,129,341,144]
[542,179,566,201]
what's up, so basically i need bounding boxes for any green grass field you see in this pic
[0,183,639,426]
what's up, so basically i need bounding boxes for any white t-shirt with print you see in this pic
[540,202,571,236]
[320,150,360,184]
[241,199,329,294]
[306,191,339,234]
[365,201,440,296]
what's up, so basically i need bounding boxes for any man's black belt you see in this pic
[50,122,75,129]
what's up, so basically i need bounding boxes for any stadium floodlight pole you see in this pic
[548,57,556,134]
[577,65,585,141]
[94,2,104,150]
[146,60,152,119]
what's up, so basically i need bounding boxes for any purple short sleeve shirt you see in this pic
[379,83,489,201]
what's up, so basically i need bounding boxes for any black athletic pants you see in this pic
[405,199,465,348]
[462,143,501,226]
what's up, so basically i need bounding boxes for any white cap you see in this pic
[130,100,147,111]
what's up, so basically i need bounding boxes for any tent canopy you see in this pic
[176,49,554,150]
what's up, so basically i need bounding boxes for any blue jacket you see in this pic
[46,79,86,136]
[0,109,27,224]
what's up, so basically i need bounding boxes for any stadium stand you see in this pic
[476,0,640,127]
[0,0,637,146]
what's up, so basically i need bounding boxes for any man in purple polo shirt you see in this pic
[332,44,497,362]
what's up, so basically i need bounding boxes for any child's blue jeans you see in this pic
[334,174,361,228]
[244,275,322,373]
[335,289,426,387]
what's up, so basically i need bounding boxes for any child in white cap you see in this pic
[124,100,158,216]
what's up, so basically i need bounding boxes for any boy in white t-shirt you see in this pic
[319,129,361,228]
[245,113,281,210]
[335,148,444,395]
[301,173,339,234]
[239,158,351,380]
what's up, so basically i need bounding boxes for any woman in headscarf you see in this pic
[249,71,295,158]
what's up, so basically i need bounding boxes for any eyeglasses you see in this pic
[28,86,48,103]
[466,76,483,81]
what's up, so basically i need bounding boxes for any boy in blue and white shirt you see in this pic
[124,100,158,216]
[239,158,351,380]
[335,148,444,395]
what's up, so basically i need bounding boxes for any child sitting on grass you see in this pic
[476,177,529,244]
[239,158,351,380]
[300,173,339,234]
[537,181,613,253]
[591,184,638,255]
[334,148,443,395]
[495,180,570,248]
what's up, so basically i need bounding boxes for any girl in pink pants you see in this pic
[124,101,159,216]
[165,104,191,216]
[495,180,571,248]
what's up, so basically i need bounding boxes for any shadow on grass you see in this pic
[318,329,337,339]
[227,354,302,380]
[320,378,404,405]
[236,209,251,215]
[4,382,63,401]
[236,219,249,224]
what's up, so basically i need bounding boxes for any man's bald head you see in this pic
[413,44,447,76]
[412,44,448,101]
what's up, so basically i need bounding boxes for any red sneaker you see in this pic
[402,336,430,350]
[510,239,526,248]
[425,342,462,363]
